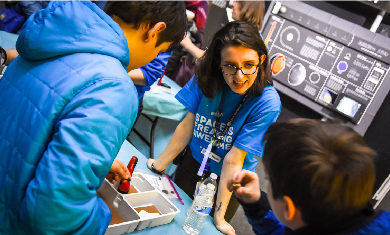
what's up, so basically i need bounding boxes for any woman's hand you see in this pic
[214,217,236,235]
[147,158,165,174]
[146,158,155,170]
[106,159,130,184]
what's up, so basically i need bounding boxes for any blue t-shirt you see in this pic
[135,51,172,99]
[175,77,281,175]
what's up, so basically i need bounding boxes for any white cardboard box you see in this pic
[97,172,180,234]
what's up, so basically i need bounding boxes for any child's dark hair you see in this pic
[196,20,271,98]
[262,119,376,227]
[105,1,187,47]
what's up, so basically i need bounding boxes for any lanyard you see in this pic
[212,92,248,152]
[197,91,248,176]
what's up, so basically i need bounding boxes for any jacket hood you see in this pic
[16,1,129,68]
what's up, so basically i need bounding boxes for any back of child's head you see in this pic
[105,1,186,47]
[196,20,271,98]
[262,118,376,227]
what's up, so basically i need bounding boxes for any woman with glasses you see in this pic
[147,21,281,235]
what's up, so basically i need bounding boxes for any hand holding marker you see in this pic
[118,156,138,194]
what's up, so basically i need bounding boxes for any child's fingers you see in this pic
[121,162,130,178]
[228,171,243,191]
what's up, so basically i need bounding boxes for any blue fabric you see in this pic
[248,210,390,235]
[0,30,18,49]
[247,210,284,235]
[135,51,172,99]
[0,1,138,234]
[352,211,390,235]
[93,1,107,10]
[175,77,281,175]
[0,7,25,33]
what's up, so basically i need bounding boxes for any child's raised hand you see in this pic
[228,170,261,204]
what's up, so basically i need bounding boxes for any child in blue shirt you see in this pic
[127,51,172,125]
[129,51,172,100]
[148,21,281,235]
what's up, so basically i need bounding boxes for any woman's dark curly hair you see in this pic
[195,21,271,98]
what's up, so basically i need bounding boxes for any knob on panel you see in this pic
[271,55,286,75]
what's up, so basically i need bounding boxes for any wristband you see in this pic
[150,162,165,175]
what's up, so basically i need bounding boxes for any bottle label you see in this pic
[195,182,201,195]
[196,206,212,214]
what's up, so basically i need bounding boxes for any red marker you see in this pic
[157,67,166,86]
[118,156,138,194]
[127,156,138,178]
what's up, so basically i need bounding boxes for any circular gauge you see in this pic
[271,54,286,75]
[280,26,301,49]
[309,72,321,84]
[288,63,306,86]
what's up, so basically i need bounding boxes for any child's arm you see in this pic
[228,170,285,235]
[241,192,285,235]
[180,34,205,59]
[128,52,171,86]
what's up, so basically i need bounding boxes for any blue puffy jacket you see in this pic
[0,1,138,234]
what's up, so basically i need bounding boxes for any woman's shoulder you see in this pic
[250,86,281,113]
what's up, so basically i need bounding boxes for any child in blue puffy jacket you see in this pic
[0,1,186,234]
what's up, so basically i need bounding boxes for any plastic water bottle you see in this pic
[194,173,218,197]
[183,184,216,235]
[202,173,218,192]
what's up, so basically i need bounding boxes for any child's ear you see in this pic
[145,22,167,42]
[283,196,297,221]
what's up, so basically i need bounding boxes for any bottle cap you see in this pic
[210,173,218,180]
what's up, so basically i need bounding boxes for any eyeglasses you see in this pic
[220,63,260,76]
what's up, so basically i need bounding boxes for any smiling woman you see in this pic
[147,21,281,235]
[220,46,267,95]
[196,20,271,98]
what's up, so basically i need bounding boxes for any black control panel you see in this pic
[263,1,390,134]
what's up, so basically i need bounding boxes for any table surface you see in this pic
[0,31,18,49]
[115,140,222,235]
[142,77,187,121]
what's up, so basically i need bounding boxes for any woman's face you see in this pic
[232,1,241,20]
[220,45,260,95]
